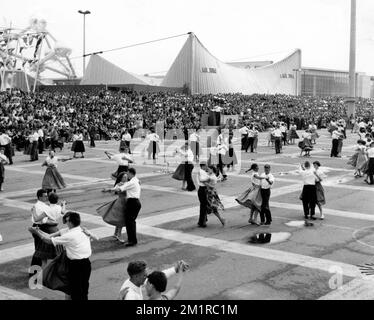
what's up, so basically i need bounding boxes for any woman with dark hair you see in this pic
[235,163,268,225]
[312,161,326,220]
[41,150,71,194]
[172,143,196,191]
[71,129,85,158]
[347,140,368,177]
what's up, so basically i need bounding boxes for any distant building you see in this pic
[298,67,373,98]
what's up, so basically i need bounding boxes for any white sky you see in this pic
[2,0,374,78]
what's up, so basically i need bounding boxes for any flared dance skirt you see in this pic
[147,141,160,154]
[289,129,299,139]
[32,223,59,260]
[172,163,186,181]
[96,194,127,227]
[71,140,85,153]
[0,162,4,183]
[235,185,262,212]
[223,149,238,166]
[207,186,224,213]
[42,167,66,190]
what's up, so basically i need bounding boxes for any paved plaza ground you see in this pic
[1,129,374,300]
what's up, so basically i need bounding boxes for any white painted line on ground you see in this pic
[318,278,374,300]
[0,285,40,300]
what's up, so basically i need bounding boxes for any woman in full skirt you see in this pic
[205,166,225,226]
[41,151,71,194]
[313,161,326,219]
[235,163,268,225]
[347,140,367,177]
[97,172,128,242]
[172,144,196,191]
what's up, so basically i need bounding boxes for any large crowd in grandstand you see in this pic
[1,88,374,146]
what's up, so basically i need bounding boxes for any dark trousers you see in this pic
[260,188,272,224]
[331,139,339,157]
[368,158,374,185]
[30,141,38,161]
[282,132,287,145]
[301,185,317,217]
[241,135,248,150]
[184,163,196,191]
[190,141,199,161]
[38,137,44,154]
[217,154,227,178]
[89,134,95,147]
[246,137,254,152]
[275,137,282,154]
[125,140,131,154]
[67,258,91,300]
[51,138,58,151]
[125,198,141,243]
[198,186,208,226]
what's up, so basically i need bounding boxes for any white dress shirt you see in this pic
[298,168,316,185]
[189,132,199,142]
[51,227,92,260]
[37,129,44,138]
[123,133,132,142]
[0,134,11,145]
[239,126,249,135]
[260,173,275,189]
[368,147,374,158]
[273,128,282,137]
[117,177,141,198]
[119,267,176,300]
[197,169,210,187]
[31,200,50,224]
[44,204,63,223]
[112,153,132,166]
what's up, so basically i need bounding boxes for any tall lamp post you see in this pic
[78,10,91,78]
[346,0,356,118]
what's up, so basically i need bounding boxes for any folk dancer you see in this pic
[41,151,71,194]
[236,163,268,225]
[29,211,93,300]
[172,143,196,191]
[0,148,9,191]
[297,161,317,220]
[105,146,133,186]
[0,129,13,165]
[98,172,128,242]
[259,164,274,226]
[113,168,141,246]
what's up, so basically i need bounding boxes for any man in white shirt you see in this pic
[239,124,249,151]
[197,162,210,227]
[260,165,275,226]
[0,130,13,165]
[30,130,39,161]
[29,211,92,300]
[330,128,343,157]
[147,131,160,161]
[122,129,132,154]
[189,130,200,162]
[37,126,45,154]
[273,125,282,154]
[298,161,317,220]
[216,130,228,181]
[118,260,189,300]
[114,168,141,246]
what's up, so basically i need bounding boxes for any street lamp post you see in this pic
[78,10,91,78]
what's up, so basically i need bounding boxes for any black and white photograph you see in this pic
[1,0,374,309]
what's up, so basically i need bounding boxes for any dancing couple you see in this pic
[197,161,225,228]
[236,163,274,226]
